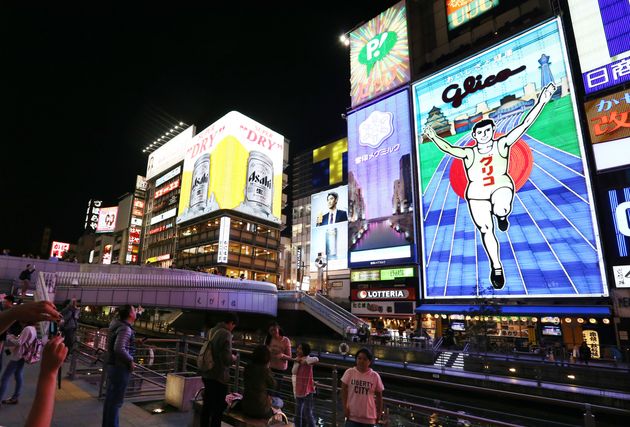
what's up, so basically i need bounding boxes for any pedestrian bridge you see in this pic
[47,271,278,316]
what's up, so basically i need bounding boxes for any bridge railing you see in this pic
[69,325,553,427]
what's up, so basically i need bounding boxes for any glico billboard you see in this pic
[413,19,607,299]
[348,89,416,268]
[177,111,284,225]
[566,0,630,94]
[350,0,409,108]
[310,185,349,272]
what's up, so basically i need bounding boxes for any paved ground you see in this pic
[0,361,230,427]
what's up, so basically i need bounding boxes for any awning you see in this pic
[415,304,611,317]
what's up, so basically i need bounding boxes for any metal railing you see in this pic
[64,324,629,426]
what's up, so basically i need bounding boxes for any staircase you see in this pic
[278,291,366,336]
[433,351,465,370]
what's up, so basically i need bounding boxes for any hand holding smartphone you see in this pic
[49,321,60,337]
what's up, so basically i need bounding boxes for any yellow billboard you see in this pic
[177,111,284,224]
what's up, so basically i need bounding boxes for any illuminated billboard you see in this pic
[584,88,630,171]
[146,126,194,180]
[312,138,348,190]
[608,186,630,262]
[413,19,607,299]
[177,111,284,225]
[310,186,349,272]
[567,0,630,94]
[348,89,416,268]
[50,241,69,259]
[84,199,102,231]
[447,0,499,30]
[350,1,409,108]
[96,207,118,233]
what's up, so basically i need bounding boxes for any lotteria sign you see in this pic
[352,288,415,300]
[350,1,409,108]
[413,19,606,299]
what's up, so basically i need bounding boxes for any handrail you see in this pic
[312,293,366,326]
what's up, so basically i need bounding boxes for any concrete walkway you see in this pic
[0,361,229,427]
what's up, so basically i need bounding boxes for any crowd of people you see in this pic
[198,315,385,427]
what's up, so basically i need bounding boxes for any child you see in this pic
[341,348,384,427]
[292,343,319,427]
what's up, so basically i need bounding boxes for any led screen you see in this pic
[584,88,630,171]
[348,89,416,268]
[350,1,409,108]
[146,126,194,180]
[177,111,284,225]
[312,138,348,190]
[96,207,118,233]
[50,241,69,259]
[413,19,606,299]
[447,0,499,31]
[310,186,349,272]
[567,0,630,94]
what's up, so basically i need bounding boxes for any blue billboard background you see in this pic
[348,90,416,268]
[413,20,607,299]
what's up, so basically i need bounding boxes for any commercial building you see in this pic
[173,111,289,284]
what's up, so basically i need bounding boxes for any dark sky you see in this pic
[2,1,399,255]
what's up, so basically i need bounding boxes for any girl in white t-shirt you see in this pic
[341,348,384,427]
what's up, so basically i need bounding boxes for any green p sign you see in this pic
[358,31,398,76]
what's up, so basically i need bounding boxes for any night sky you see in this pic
[2,1,400,255]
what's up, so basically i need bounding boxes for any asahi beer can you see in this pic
[190,153,210,209]
[244,151,273,214]
[326,227,338,260]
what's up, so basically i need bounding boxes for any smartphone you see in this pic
[49,321,59,337]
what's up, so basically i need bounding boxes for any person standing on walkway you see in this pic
[60,298,80,357]
[341,348,384,427]
[579,341,592,365]
[0,320,37,407]
[265,321,292,398]
[200,312,239,427]
[292,343,319,427]
[102,305,136,427]
[0,295,15,371]
[18,264,35,297]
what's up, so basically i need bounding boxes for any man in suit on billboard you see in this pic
[316,192,347,226]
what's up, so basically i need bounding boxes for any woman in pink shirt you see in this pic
[265,321,292,398]
[341,348,384,427]
[292,342,318,427]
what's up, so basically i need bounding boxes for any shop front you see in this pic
[415,304,614,359]
[350,266,419,343]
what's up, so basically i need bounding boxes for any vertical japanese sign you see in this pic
[413,19,606,299]
[348,89,416,267]
[350,1,409,108]
[584,88,630,171]
[84,199,102,231]
[217,217,231,264]
[566,0,630,94]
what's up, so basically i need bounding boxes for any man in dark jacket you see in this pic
[102,305,136,427]
[60,298,80,357]
[200,312,239,427]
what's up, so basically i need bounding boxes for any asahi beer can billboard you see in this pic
[177,111,284,225]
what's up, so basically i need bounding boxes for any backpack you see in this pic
[197,329,220,374]
[22,337,43,364]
